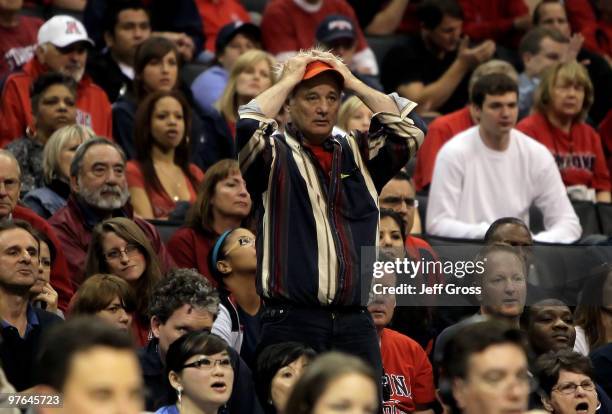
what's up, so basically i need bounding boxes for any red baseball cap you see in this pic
[302,61,344,87]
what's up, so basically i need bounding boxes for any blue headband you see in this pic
[210,229,234,273]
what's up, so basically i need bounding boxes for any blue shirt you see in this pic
[191,65,228,111]
[1,304,40,338]
[155,405,179,414]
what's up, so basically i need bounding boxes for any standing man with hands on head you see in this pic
[237,48,424,378]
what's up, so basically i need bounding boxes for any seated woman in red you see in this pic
[517,61,611,203]
[127,90,204,220]
[167,159,252,285]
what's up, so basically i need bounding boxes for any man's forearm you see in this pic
[366,0,410,35]
[351,78,401,115]
[253,78,297,119]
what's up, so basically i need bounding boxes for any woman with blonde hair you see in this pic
[192,50,276,169]
[337,96,373,134]
[168,159,252,285]
[85,217,163,345]
[23,124,94,218]
[517,61,611,203]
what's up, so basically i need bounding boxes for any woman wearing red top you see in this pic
[84,217,164,346]
[128,90,204,220]
[167,159,252,284]
[215,49,275,137]
[517,61,611,203]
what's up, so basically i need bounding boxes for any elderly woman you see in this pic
[23,124,94,218]
[517,61,611,203]
[535,350,601,414]
[167,159,251,284]
[8,72,78,195]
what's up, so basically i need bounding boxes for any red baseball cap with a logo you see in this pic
[37,15,95,48]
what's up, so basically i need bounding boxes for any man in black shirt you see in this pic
[0,220,62,391]
[381,0,495,115]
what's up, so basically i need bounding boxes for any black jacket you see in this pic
[86,49,132,103]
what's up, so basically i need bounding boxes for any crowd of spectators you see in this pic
[0,0,611,413]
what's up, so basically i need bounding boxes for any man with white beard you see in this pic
[49,138,174,289]
[0,15,112,146]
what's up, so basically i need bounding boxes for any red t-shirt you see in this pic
[304,142,333,176]
[196,0,251,52]
[381,328,436,413]
[413,107,474,191]
[516,112,611,191]
[0,16,42,78]
[126,161,205,219]
[261,0,368,55]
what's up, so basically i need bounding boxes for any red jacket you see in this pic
[13,204,73,311]
[458,0,529,48]
[167,226,217,286]
[414,106,474,191]
[0,58,112,146]
[566,0,612,59]
[48,195,175,289]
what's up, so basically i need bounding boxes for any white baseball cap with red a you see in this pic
[37,15,95,48]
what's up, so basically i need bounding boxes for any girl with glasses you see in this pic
[157,331,234,414]
[209,227,261,368]
[85,217,163,345]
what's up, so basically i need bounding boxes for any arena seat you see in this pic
[148,219,182,243]
[571,200,601,236]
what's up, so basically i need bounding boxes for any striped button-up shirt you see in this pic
[237,94,424,307]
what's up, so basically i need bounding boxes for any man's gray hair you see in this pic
[70,137,127,178]
[0,149,21,179]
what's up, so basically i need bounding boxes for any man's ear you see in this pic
[104,31,115,49]
[35,45,47,65]
[70,175,79,194]
[151,315,162,339]
[451,377,468,410]
[217,260,232,275]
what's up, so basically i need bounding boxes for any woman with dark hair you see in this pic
[535,349,600,414]
[574,265,612,355]
[29,230,61,317]
[167,159,251,282]
[379,208,407,259]
[7,72,78,194]
[284,352,379,414]
[113,36,208,164]
[255,342,316,414]
[68,273,136,332]
[127,90,204,220]
[156,331,234,414]
[85,217,163,345]
[208,227,261,367]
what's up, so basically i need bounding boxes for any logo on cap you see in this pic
[328,20,353,31]
[65,21,82,35]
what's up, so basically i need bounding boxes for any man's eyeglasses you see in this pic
[553,380,596,395]
[380,196,419,208]
[182,357,232,371]
[104,244,140,261]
